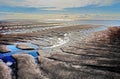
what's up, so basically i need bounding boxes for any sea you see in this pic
[64,20,120,26]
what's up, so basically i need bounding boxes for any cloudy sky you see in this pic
[0,0,120,20]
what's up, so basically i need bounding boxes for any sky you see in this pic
[0,0,120,20]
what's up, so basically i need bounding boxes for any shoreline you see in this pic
[0,22,120,79]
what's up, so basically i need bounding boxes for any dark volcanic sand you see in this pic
[0,22,120,79]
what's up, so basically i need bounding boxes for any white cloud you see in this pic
[0,0,119,10]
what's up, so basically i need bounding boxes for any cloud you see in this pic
[0,0,119,10]
[41,7,64,11]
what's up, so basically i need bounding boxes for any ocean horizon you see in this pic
[64,20,120,26]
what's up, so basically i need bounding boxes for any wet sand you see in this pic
[0,21,120,79]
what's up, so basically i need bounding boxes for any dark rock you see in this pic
[0,33,4,37]
[0,61,12,79]
[86,26,120,44]
[0,45,11,53]
[108,27,120,43]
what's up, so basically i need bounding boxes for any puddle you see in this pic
[0,43,39,66]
